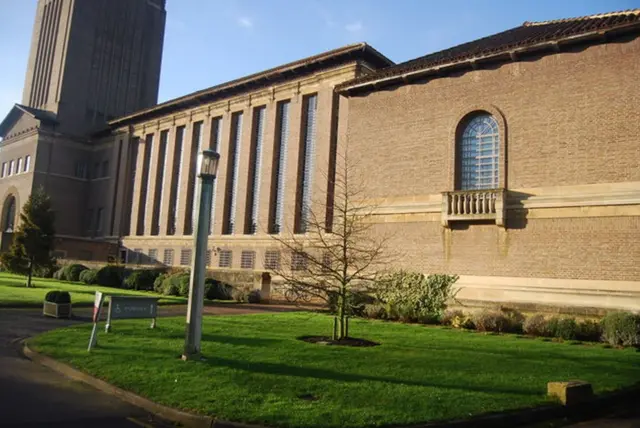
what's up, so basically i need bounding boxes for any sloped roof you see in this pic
[108,43,393,129]
[338,9,640,93]
[0,104,58,139]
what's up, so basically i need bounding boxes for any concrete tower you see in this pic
[21,0,166,135]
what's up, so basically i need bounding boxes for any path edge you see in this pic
[22,342,263,428]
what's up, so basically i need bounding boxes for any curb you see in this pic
[21,342,640,428]
[22,342,264,428]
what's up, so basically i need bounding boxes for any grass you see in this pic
[30,313,640,428]
[0,272,186,307]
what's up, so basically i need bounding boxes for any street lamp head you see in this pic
[198,150,220,178]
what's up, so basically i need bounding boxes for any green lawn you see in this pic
[29,313,640,428]
[0,272,186,307]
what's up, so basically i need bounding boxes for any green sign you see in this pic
[109,296,158,319]
[105,296,158,332]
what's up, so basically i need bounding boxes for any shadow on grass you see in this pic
[97,343,540,397]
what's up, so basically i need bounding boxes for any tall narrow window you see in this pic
[1,163,6,178]
[459,114,500,190]
[24,155,31,172]
[136,134,154,235]
[96,208,104,234]
[185,121,203,234]
[151,130,168,235]
[245,106,265,235]
[209,116,223,235]
[8,161,14,176]
[123,138,139,236]
[222,112,243,235]
[295,94,318,234]
[163,249,174,266]
[167,126,185,235]
[16,158,22,175]
[269,100,290,234]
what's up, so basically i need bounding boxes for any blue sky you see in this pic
[0,0,638,116]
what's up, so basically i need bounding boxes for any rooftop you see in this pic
[338,9,640,93]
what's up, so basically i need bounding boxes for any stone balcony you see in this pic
[441,188,506,227]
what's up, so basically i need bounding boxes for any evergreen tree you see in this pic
[1,187,56,287]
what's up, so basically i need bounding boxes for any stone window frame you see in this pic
[219,250,233,268]
[448,105,508,192]
[240,250,256,269]
[180,248,192,266]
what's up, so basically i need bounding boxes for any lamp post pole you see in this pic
[182,150,219,361]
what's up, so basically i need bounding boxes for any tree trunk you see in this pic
[27,259,33,288]
[338,290,346,340]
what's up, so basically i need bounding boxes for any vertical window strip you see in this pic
[151,130,168,235]
[270,101,290,233]
[460,115,499,190]
[136,133,154,235]
[168,126,185,235]
[124,138,139,236]
[210,117,222,235]
[187,121,203,234]
[246,106,265,234]
[297,94,318,233]
[223,112,242,234]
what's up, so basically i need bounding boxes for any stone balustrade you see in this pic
[441,188,506,227]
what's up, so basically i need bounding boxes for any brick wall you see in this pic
[347,36,640,283]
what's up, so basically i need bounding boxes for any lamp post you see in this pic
[182,149,220,361]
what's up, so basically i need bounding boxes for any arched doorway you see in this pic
[1,195,17,252]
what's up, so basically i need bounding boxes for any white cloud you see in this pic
[237,16,253,28]
[345,21,363,33]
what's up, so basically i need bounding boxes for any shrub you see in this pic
[374,270,459,322]
[523,314,547,336]
[79,269,98,285]
[44,290,71,304]
[204,279,233,300]
[499,307,526,334]
[96,265,127,288]
[576,319,602,342]
[34,263,59,278]
[62,264,88,282]
[177,275,190,297]
[232,286,257,302]
[247,289,261,304]
[53,267,65,280]
[124,269,162,291]
[328,290,374,317]
[601,312,640,347]
[159,272,190,297]
[472,309,509,333]
[441,309,465,326]
[153,273,167,293]
[553,317,579,340]
[452,313,475,329]
[363,303,386,320]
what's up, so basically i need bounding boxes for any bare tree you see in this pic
[271,151,391,340]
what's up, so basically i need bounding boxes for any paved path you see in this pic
[0,304,299,427]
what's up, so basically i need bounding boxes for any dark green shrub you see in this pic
[62,264,88,282]
[363,303,386,319]
[553,317,579,340]
[79,269,98,285]
[247,290,261,304]
[231,286,249,302]
[523,314,547,336]
[472,309,509,333]
[500,307,525,334]
[601,312,640,347]
[96,265,127,288]
[545,317,561,338]
[44,290,71,304]
[124,269,162,291]
[178,275,190,297]
[576,319,602,342]
[204,278,233,300]
[159,272,189,297]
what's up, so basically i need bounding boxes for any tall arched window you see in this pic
[3,196,16,232]
[459,114,499,190]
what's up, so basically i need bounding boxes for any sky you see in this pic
[0,0,638,116]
